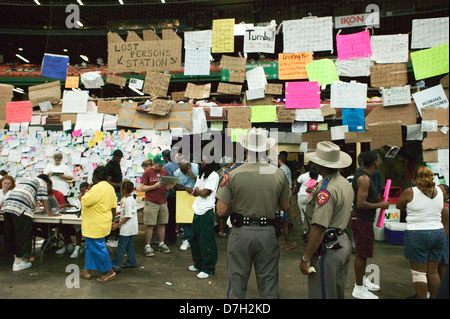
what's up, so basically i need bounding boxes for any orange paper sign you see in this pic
[278,52,313,80]
[65,76,79,89]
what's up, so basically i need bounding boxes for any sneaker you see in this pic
[70,245,81,258]
[159,243,170,253]
[364,275,380,292]
[144,245,154,257]
[188,265,200,272]
[13,260,32,272]
[56,245,67,255]
[180,240,190,251]
[66,243,74,253]
[352,284,379,299]
[197,271,210,279]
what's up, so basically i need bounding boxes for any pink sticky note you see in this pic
[336,29,372,60]
[72,129,82,137]
[285,81,320,109]
[6,101,32,124]
[142,138,148,142]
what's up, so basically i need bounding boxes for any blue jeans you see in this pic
[181,223,192,242]
[404,229,446,263]
[111,235,137,271]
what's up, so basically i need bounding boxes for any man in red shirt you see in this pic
[140,153,174,256]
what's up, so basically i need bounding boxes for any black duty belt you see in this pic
[230,212,278,227]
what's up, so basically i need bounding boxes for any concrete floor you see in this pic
[0,215,418,300]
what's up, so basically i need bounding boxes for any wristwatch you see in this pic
[301,256,310,263]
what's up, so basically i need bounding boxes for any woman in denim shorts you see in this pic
[397,166,446,299]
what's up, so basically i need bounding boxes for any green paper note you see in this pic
[305,59,340,86]
[250,105,277,123]
[230,128,248,142]
[410,44,449,80]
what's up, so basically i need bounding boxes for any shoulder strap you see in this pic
[320,177,331,190]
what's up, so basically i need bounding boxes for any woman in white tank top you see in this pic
[396,166,446,299]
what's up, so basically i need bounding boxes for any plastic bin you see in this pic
[384,222,406,245]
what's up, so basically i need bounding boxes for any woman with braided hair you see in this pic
[396,166,446,299]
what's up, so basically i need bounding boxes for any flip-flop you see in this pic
[96,272,116,282]
[286,242,297,250]
[80,273,92,280]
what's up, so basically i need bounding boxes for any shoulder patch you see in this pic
[220,173,229,187]
[316,190,330,206]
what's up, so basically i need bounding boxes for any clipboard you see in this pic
[161,176,179,185]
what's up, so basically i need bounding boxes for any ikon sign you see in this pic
[334,12,380,29]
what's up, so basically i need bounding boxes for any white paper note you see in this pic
[411,17,450,49]
[246,66,267,90]
[62,90,89,113]
[184,30,213,49]
[283,17,333,53]
[371,34,409,63]
[184,48,211,76]
[406,124,423,141]
[330,81,367,109]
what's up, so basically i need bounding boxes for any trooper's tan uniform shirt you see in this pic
[216,161,291,219]
[216,160,291,299]
[305,171,353,230]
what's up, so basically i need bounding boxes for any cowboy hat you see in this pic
[238,128,277,153]
[305,141,352,169]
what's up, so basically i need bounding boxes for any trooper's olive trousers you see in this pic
[227,225,280,299]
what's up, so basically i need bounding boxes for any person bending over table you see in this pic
[1,174,59,272]
[80,166,118,282]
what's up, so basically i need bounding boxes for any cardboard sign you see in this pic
[421,107,449,126]
[217,82,242,95]
[97,99,122,115]
[169,103,193,131]
[107,29,182,73]
[28,81,61,107]
[422,131,449,150]
[143,71,171,97]
[382,86,411,106]
[148,99,171,116]
[345,131,372,144]
[276,105,295,123]
[278,52,312,80]
[212,18,235,53]
[41,53,69,80]
[336,29,372,60]
[302,130,332,149]
[265,83,283,95]
[370,63,408,88]
[369,122,403,149]
[219,55,247,72]
[6,101,32,124]
[285,81,320,109]
[171,91,186,101]
[227,108,251,129]
[106,74,127,87]
[185,83,211,99]
[0,84,13,98]
[365,103,418,130]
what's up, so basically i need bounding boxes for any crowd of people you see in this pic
[0,129,448,298]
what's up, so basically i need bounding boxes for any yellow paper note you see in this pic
[278,52,312,80]
[410,43,449,80]
[305,59,340,86]
[176,191,196,223]
[212,18,235,53]
[250,105,277,123]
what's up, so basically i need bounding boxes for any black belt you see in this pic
[230,212,278,227]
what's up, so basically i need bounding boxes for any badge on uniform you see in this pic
[316,190,330,206]
[220,173,229,187]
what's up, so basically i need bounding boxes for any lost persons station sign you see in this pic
[108,29,182,73]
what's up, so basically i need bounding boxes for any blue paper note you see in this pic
[342,108,364,132]
[41,54,70,80]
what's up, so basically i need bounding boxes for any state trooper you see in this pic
[299,141,354,299]
[216,128,291,299]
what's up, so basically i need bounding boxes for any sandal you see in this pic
[96,271,116,282]
[285,242,297,250]
[80,272,92,280]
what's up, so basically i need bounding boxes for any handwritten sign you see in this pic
[28,81,61,107]
[244,26,276,54]
[41,54,69,80]
[107,29,182,73]
[62,90,89,113]
[278,52,312,80]
[411,17,449,49]
[106,74,127,87]
[335,57,372,77]
[250,105,277,123]
[382,86,411,106]
[283,17,333,53]
[185,83,211,99]
[370,63,408,88]
[330,81,367,109]
[142,71,171,97]
[184,47,211,76]
[342,108,365,132]
[148,99,171,116]
[217,82,242,95]
[184,30,213,49]
[219,55,247,72]
[305,59,339,86]
[6,101,32,124]
[212,18,235,53]
[410,44,449,80]
[370,34,409,64]
[65,76,79,89]
[336,29,372,60]
[285,81,320,109]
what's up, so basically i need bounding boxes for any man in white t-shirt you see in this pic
[44,152,73,197]
[185,157,220,279]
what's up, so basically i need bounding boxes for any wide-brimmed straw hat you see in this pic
[238,128,277,152]
[305,141,352,169]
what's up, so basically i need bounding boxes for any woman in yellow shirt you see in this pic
[80,166,118,282]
